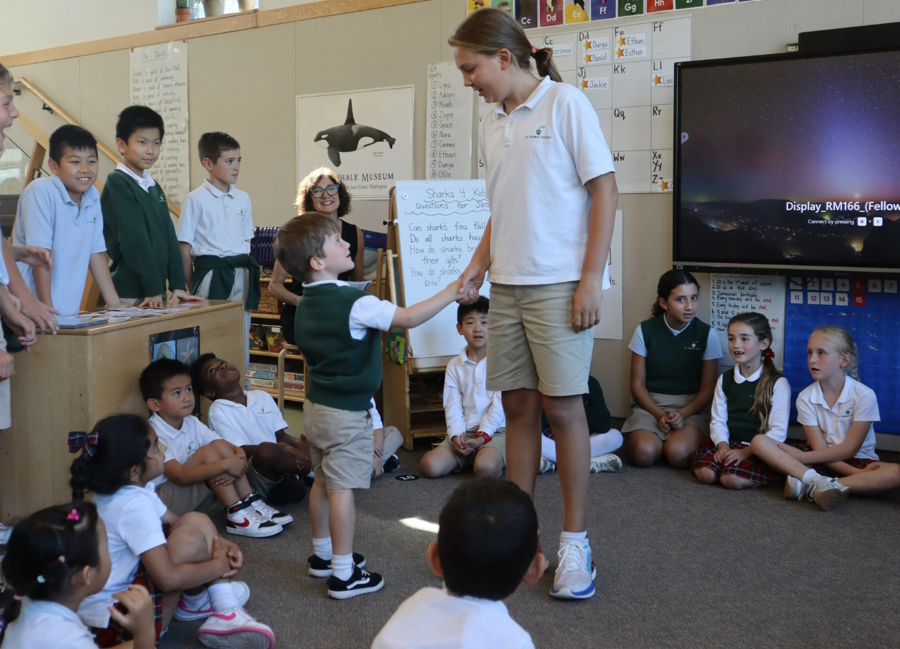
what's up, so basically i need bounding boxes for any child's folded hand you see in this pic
[108,584,154,637]
[451,435,469,455]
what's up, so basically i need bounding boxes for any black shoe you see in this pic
[266,475,307,506]
[382,454,401,474]
[303,474,315,488]
[326,565,384,599]
[308,552,366,577]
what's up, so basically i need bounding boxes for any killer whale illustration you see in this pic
[313,100,396,167]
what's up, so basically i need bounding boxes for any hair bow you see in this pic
[763,349,776,359]
[530,45,537,57]
[68,430,99,458]
[67,508,80,522]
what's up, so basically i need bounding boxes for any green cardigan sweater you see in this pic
[101,169,186,299]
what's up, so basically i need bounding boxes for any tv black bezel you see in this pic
[672,47,900,276]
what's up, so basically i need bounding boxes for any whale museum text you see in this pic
[337,173,394,181]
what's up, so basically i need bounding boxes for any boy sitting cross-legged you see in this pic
[192,352,312,506]
[273,212,465,599]
[372,478,546,649]
[13,124,129,316]
[419,297,507,480]
[139,358,290,538]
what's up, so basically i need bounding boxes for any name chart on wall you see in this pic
[709,274,786,369]
[427,62,473,180]
[395,180,490,359]
[130,41,190,208]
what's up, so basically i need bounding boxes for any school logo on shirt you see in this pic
[159,195,167,202]
[526,125,551,140]
[842,407,853,418]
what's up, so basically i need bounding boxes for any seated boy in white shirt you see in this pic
[178,132,257,377]
[420,297,506,479]
[139,358,289,538]
[191,352,311,506]
[13,124,128,316]
[372,478,546,649]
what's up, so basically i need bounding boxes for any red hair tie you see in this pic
[531,46,537,57]
[764,349,775,359]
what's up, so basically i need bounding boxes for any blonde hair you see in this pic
[448,8,562,82]
[811,326,859,380]
[0,64,14,91]
[729,312,783,434]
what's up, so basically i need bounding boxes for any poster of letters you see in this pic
[296,86,414,200]
[130,42,190,208]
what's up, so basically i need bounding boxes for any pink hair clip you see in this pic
[67,508,80,522]
[531,46,537,55]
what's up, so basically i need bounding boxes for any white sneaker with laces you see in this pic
[550,539,596,600]
[225,503,283,538]
[539,457,556,474]
[805,475,849,511]
[197,607,275,649]
[784,474,806,500]
[247,495,293,526]
[174,581,251,622]
[590,453,622,473]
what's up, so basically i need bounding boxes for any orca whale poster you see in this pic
[296,86,414,200]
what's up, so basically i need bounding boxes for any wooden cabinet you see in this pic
[382,358,448,450]
[249,276,304,404]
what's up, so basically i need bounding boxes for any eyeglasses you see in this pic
[310,184,339,198]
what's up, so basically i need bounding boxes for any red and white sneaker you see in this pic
[197,607,275,648]
[225,502,283,538]
[173,581,251,622]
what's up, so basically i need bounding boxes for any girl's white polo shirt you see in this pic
[479,75,615,286]
[2,598,98,649]
[795,376,880,460]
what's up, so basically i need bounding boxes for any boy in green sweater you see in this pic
[101,105,202,308]
[274,212,464,600]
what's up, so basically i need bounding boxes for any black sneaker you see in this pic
[266,475,307,506]
[326,565,384,599]
[382,454,401,474]
[308,552,366,577]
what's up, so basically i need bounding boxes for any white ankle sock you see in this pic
[313,537,333,561]
[560,530,588,545]
[801,469,820,485]
[331,553,354,581]
[179,589,207,610]
[208,583,240,612]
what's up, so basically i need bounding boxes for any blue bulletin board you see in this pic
[783,276,900,434]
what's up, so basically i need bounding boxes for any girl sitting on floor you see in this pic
[691,312,790,490]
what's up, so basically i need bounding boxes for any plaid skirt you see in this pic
[691,439,782,486]
[91,561,163,647]
[793,442,875,477]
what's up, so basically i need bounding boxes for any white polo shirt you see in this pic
[148,413,221,486]
[443,346,505,438]
[78,483,167,629]
[479,75,616,285]
[796,377,880,460]
[208,389,289,447]
[177,180,253,257]
[709,365,791,446]
[372,587,534,649]
[13,175,106,316]
[3,598,98,649]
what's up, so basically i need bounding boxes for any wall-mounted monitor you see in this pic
[673,49,900,274]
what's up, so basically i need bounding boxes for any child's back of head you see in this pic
[69,413,152,500]
[438,477,538,600]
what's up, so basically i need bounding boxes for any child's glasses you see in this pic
[311,184,339,197]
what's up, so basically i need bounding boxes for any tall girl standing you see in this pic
[623,270,721,468]
[452,8,618,600]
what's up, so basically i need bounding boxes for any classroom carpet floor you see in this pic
[153,408,900,648]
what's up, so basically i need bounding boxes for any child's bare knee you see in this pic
[473,458,502,479]
[628,442,658,467]
[209,439,234,457]
[419,454,442,479]
[663,444,692,469]
[694,467,717,484]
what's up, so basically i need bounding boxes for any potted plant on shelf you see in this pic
[202,0,227,17]
[238,0,256,10]
[175,0,193,22]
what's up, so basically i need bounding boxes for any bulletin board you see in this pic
[783,276,900,435]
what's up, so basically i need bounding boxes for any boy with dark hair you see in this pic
[372,478,545,649]
[191,352,310,506]
[139,358,288,541]
[420,297,507,479]
[102,105,202,308]
[274,212,464,599]
[13,124,129,316]
[178,132,258,377]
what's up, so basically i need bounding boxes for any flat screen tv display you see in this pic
[674,49,900,273]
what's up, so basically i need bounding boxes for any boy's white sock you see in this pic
[331,553,354,581]
[179,589,208,610]
[208,582,241,612]
[560,530,588,545]
[801,469,821,485]
[313,537,333,561]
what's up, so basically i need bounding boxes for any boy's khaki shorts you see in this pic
[438,428,507,471]
[156,456,220,516]
[303,400,373,490]
[487,282,592,397]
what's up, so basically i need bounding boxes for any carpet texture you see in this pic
[159,438,900,649]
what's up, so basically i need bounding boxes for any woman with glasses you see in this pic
[268,166,365,346]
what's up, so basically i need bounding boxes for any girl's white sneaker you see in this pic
[197,608,275,649]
